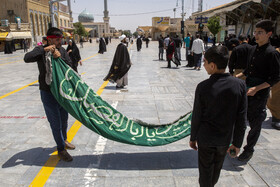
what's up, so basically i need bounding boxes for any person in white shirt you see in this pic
[164,35,170,61]
[191,34,205,70]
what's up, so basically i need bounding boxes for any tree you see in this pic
[122,30,131,37]
[73,22,88,37]
[133,31,138,38]
[207,16,222,36]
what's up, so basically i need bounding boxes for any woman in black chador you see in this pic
[98,37,107,54]
[66,40,82,72]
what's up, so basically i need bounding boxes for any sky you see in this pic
[64,0,235,32]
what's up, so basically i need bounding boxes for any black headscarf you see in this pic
[66,41,81,65]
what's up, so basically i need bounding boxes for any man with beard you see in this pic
[104,35,131,89]
[24,27,75,162]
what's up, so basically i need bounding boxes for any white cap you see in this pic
[119,34,126,42]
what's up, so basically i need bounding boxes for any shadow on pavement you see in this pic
[104,86,117,90]
[2,148,244,171]
[261,117,274,129]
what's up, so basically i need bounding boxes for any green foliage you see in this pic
[73,22,88,37]
[133,32,138,37]
[122,30,132,37]
[207,16,222,36]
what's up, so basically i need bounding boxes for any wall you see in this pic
[0,0,28,24]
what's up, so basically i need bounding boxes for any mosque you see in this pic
[78,0,116,38]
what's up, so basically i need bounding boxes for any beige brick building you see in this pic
[0,0,73,51]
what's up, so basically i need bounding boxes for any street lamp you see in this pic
[49,0,66,28]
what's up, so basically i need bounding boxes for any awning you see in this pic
[192,0,262,17]
[63,32,71,37]
[10,32,32,39]
[84,28,93,32]
[0,32,9,40]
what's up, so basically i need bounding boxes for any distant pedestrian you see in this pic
[235,20,280,162]
[184,33,194,67]
[4,41,13,54]
[104,35,131,89]
[145,37,149,48]
[67,40,82,73]
[158,35,164,60]
[166,37,180,68]
[191,34,205,70]
[98,36,106,54]
[22,39,28,53]
[174,34,182,61]
[79,37,83,48]
[183,33,191,60]
[190,46,247,187]
[105,37,109,45]
[228,34,253,78]
[164,35,170,61]
[212,36,216,46]
[203,34,208,48]
[136,36,142,51]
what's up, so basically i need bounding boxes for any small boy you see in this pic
[189,46,247,187]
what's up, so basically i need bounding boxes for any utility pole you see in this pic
[181,0,185,39]
[67,0,72,27]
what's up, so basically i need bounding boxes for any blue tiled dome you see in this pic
[78,9,94,23]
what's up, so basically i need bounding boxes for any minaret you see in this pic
[103,0,110,35]
[103,0,109,22]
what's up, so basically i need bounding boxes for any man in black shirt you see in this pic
[228,34,253,78]
[24,27,75,162]
[190,46,247,187]
[174,34,182,61]
[236,20,280,162]
[158,35,164,61]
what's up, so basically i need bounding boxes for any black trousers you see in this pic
[244,95,268,152]
[198,145,228,187]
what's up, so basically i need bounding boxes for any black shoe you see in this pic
[272,122,280,130]
[58,149,73,162]
[116,85,124,89]
[238,151,253,162]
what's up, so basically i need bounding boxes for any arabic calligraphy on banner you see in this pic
[50,57,192,146]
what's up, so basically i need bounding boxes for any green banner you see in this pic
[50,57,192,146]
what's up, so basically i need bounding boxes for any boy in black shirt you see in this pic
[236,20,280,162]
[190,46,247,187]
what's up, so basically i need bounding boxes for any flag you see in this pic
[50,57,192,146]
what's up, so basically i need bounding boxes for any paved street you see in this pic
[0,40,279,187]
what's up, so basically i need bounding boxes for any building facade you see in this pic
[192,0,280,42]
[0,0,73,51]
[79,9,113,38]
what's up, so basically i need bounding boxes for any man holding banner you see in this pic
[24,27,75,162]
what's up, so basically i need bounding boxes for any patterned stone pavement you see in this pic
[0,40,279,187]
